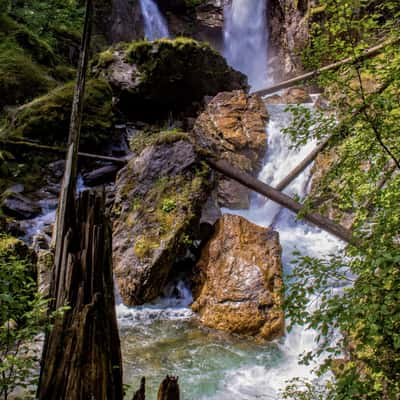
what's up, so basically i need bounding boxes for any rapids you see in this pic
[117,104,342,399]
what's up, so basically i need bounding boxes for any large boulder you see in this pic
[112,133,213,305]
[4,79,114,150]
[191,214,284,340]
[193,90,268,208]
[94,38,248,119]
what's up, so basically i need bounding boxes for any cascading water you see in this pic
[118,103,342,399]
[139,0,170,40]
[223,0,269,90]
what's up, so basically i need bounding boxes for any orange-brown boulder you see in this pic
[193,90,268,209]
[191,214,284,340]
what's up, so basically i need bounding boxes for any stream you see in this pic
[118,104,341,399]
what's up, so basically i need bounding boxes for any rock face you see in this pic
[94,38,248,119]
[93,0,144,48]
[112,136,213,305]
[193,90,268,208]
[191,214,284,340]
[268,0,311,78]
[159,0,229,50]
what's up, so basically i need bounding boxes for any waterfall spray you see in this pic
[223,0,269,90]
[139,0,170,40]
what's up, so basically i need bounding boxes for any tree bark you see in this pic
[206,158,358,246]
[157,376,180,400]
[38,190,123,399]
[132,377,146,400]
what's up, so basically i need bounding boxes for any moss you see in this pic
[5,79,115,150]
[93,48,116,69]
[129,128,189,154]
[0,14,56,66]
[0,45,53,108]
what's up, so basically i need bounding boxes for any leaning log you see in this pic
[206,158,358,246]
[275,135,331,191]
[253,37,400,97]
[0,138,128,164]
[37,190,123,399]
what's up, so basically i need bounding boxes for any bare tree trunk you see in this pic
[38,1,124,398]
[38,191,123,399]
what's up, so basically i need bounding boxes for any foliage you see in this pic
[0,234,51,399]
[282,0,400,399]
[8,0,84,48]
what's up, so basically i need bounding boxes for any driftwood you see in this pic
[37,190,123,399]
[254,37,400,97]
[206,158,358,246]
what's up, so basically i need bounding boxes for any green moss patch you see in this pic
[5,79,114,150]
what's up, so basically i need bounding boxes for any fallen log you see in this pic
[275,135,332,191]
[253,37,400,97]
[206,158,358,246]
[0,138,128,164]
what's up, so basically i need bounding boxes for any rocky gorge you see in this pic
[0,0,350,398]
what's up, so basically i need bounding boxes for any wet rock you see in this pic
[193,90,268,208]
[94,38,247,119]
[268,0,310,77]
[112,136,213,306]
[191,214,284,340]
[92,0,144,48]
[2,192,42,220]
[83,164,121,187]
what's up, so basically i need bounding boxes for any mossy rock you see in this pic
[113,138,214,305]
[95,37,248,118]
[0,14,56,66]
[4,79,115,150]
[0,46,53,109]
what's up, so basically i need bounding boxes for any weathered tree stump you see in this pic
[38,190,123,400]
[132,377,146,400]
[158,376,180,400]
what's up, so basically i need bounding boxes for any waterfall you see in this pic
[139,0,170,40]
[223,0,269,90]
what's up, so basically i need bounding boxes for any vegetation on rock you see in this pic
[4,79,114,150]
[94,37,248,118]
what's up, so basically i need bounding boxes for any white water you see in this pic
[139,0,170,40]
[223,0,270,90]
[118,103,342,399]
